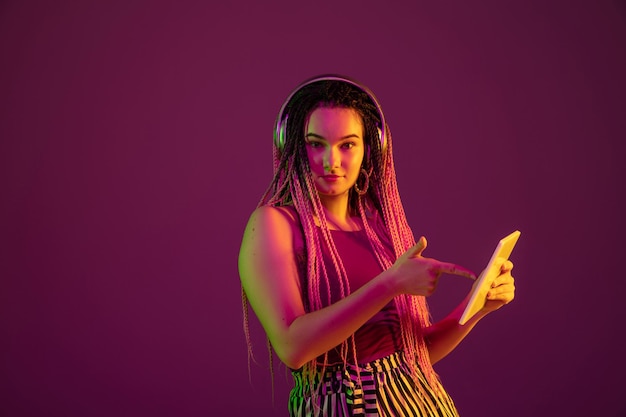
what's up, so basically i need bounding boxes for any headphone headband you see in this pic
[274,75,387,152]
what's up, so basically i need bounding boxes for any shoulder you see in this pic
[241,205,304,255]
[245,205,300,237]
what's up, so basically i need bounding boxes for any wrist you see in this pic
[377,268,401,298]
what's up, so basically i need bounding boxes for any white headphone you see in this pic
[273,75,387,152]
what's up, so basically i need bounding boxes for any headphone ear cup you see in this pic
[275,115,288,151]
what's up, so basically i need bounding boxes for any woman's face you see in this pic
[304,106,365,199]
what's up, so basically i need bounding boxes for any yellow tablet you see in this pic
[459,230,521,325]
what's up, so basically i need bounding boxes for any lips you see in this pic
[321,175,343,181]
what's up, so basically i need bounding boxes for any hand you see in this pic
[389,236,476,297]
[482,259,515,313]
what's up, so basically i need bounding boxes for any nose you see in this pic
[323,146,340,172]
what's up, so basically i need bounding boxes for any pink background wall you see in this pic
[1,1,625,415]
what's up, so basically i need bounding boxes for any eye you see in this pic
[341,142,355,149]
[306,140,324,149]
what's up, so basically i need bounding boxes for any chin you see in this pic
[318,189,350,197]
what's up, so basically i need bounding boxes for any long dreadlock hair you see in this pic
[242,77,449,403]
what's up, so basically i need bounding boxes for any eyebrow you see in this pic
[305,133,361,140]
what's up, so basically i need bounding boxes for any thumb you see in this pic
[409,236,428,258]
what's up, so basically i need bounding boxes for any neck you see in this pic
[318,193,359,231]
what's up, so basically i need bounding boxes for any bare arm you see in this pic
[239,206,398,369]
[424,260,516,364]
[238,206,474,369]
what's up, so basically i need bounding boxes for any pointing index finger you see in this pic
[434,261,476,280]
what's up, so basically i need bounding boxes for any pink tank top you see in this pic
[313,228,402,365]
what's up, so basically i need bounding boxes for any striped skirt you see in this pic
[288,352,458,417]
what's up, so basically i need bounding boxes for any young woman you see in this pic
[238,75,515,416]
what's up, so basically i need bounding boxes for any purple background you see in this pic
[1,1,625,416]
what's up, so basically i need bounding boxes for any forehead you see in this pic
[306,107,363,134]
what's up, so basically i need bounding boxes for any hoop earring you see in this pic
[354,168,370,196]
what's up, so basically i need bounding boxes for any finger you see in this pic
[408,236,428,258]
[435,261,476,280]
[493,271,514,287]
[501,260,514,272]
[487,287,515,302]
[490,278,515,291]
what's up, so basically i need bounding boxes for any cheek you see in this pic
[345,155,363,181]
[351,151,365,170]
[305,149,322,171]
